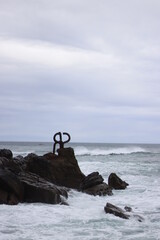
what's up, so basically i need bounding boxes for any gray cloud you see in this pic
[0,0,160,143]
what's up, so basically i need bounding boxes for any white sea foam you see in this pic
[74,146,147,156]
[13,151,35,157]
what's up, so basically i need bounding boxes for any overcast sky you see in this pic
[0,0,160,143]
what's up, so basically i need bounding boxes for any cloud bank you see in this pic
[0,0,160,143]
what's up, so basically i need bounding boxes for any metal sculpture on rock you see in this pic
[53,132,71,154]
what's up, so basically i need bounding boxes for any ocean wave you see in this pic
[74,146,150,156]
[13,151,35,157]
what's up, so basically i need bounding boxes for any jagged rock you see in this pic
[83,183,113,196]
[80,172,112,196]
[26,148,85,189]
[80,172,104,190]
[0,149,13,159]
[104,203,144,222]
[108,173,129,189]
[104,202,130,219]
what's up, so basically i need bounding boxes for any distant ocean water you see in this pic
[0,141,160,240]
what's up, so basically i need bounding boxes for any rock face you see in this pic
[19,171,68,204]
[0,168,23,204]
[108,173,129,189]
[26,148,85,189]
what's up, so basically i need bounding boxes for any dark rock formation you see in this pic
[104,202,130,219]
[1,147,118,205]
[26,148,85,189]
[0,149,13,159]
[19,171,68,204]
[80,172,104,190]
[83,183,113,196]
[108,173,129,189]
[0,168,24,204]
[104,203,144,222]
[0,149,69,205]
[80,172,113,196]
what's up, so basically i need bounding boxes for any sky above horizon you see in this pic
[0,0,160,143]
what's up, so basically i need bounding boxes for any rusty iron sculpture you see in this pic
[53,132,71,154]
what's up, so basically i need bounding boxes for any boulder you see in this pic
[0,149,13,159]
[83,183,113,196]
[104,203,144,222]
[108,173,129,189]
[80,172,104,190]
[80,172,113,196]
[104,202,130,219]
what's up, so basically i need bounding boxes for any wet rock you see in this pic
[104,202,130,219]
[104,203,144,222]
[83,183,113,196]
[108,173,129,189]
[0,149,13,159]
[80,172,113,196]
[19,172,68,205]
[80,172,104,190]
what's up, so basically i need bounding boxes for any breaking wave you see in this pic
[13,151,35,157]
[74,146,150,156]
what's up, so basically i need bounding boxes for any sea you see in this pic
[0,141,160,240]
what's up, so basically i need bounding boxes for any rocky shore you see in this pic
[0,147,138,220]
